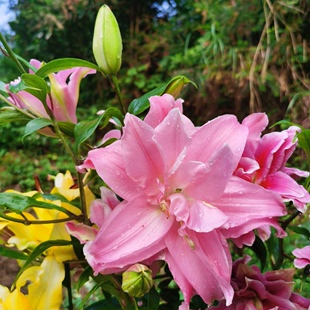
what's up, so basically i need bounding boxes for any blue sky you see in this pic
[0,1,14,32]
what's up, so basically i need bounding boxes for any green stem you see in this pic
[0,32,26,74]
[110,74,126,114]
[48,98,90,225]
[274,209,301,269]
[0,212,83,225]
[0,93,36,119]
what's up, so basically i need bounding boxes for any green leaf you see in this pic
[0,245,28,260]
[23,118,52,139]
[270,119,302,129]
[20,73,49,103]
[297,129,310,164]
[84,299,122,310]
[0,192,70,215]
[0,108,31,125]
[35,58,100,78]
[74,107,124,149]
[128,75,196,116]
[146,287,160,310]
[288,225,310,239]
[13,239,73,286]
[78,281,107,309]
[128,84,166,115]
[77,265,93,292]
[0,81,8,96]
[58,121,76,138]
[248,236,267,271]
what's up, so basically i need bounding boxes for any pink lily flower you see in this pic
[208,255,310,310]
[7,59,96,123]
[235,113,310,213]
[292,245,310,269]
[66,186,120,244]
[78,94,286,306]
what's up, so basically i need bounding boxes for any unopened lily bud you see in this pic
[164,75,197,98]
[93,5,122,76]
[121,264,153,298]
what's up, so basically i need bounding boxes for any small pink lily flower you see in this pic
[208,255,310,310]
[66,186,120,244]
[78,94,286,306]
[292,245,310,269]
[7,59,96,123]
[235,113,310,213]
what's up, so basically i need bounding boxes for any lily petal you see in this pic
[84,199,174,274]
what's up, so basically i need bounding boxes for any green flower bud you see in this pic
[121,264,153,298]
[164,75,197,98]
[93,5,122,76]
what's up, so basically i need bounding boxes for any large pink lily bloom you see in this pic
[7,59,96,123]
[78,94,285,306]
[235,113,310,213]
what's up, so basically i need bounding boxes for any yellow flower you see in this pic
[0,255,64,310]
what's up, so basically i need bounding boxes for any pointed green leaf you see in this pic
[83,299,122,310]
[128,84,166,115]
[77,266,93,292]
[23,118,53,139]
[0,192,70,215]
[128,75,196,116]
[0,108,32,125]
[248,236,267,271]
[35,58,100,78]
[58,121,76,138]
[288,225,310,239]
[0,245,28,260]
[13,239,73,286]
[297,129,310,164]
[74,107,124,149]
[20,73,49,103]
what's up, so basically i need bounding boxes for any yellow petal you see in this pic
[20,255,65,310]
[2,289,30,310]
[4,213,52,250]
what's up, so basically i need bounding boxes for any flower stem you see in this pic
[110,74,126,114]
[0,32,26,74]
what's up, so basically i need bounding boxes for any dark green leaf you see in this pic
[74,107,123,149]
[14,239,73,286]
[297,130,310,164]
[58,121,76,137]
[23,118,52,139]
[78,281,107,309]
[77,265,93,292]
[270,120,302,129]
[0,108,31,125]
[248,236,267,271]
[146,287,160,310]
[83,298,122,310]
[35,58,100,78]
[288,225,310,239]
[128,85,165,115]
[0,245,28,260]
[0,192,70,214]
[128,75,196,116]
[20,73,49,103]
